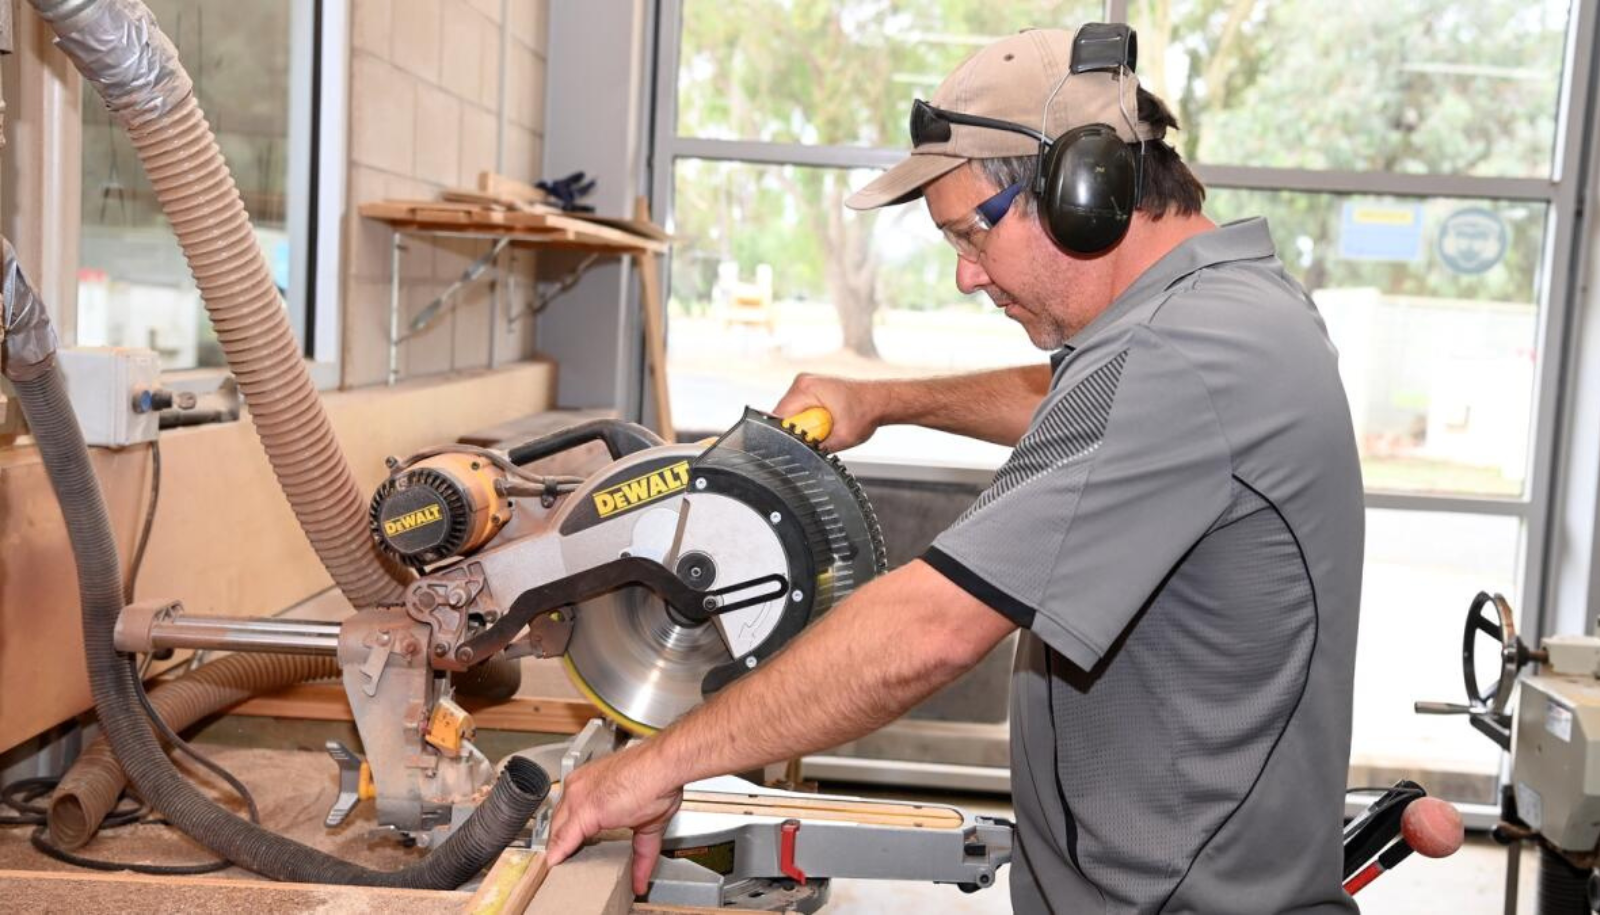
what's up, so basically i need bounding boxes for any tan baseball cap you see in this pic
[845,27,1163,211]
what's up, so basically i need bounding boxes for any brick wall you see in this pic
[341,0,549,388]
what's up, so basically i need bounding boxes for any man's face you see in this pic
[923,165,1118,350]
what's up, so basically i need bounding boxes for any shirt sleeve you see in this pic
[923,326,1233,671]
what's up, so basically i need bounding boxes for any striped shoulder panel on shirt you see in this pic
[957,349,1129,523]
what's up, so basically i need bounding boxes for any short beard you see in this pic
[1024,314,1069,350]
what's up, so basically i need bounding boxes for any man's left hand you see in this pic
[545,743,685,896]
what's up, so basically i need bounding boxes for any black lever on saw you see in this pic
[450,556,787,669]
[684,573,791,624]
[505,419,664,466]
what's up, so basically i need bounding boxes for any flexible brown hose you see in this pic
[47,653,339,850]
[108,71,407,608]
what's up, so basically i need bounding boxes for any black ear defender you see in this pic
[1034,23,1144,255]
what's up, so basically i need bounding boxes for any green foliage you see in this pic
[673,0,1102,317]
[671,0,1570,318]
[1131,0,1567,177]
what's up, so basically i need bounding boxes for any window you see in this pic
[652,1,1597,806]
[1130,0,1570,178]
[1127,0,1587,800]
[662,0,1102,467]
[75,0,316,370]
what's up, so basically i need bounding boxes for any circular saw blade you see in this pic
[557,409,887,734]
[563,587,730,735]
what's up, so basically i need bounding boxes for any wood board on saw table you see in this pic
[225,682,598,734]
[0,870,468,914]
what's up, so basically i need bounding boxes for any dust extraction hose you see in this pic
[48,653,339,851]
[29,0,407,610]
[5,243,549,886]
[10,0,537,882]
[9,362,550,884]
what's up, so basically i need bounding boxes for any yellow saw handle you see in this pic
[782,406,833,443]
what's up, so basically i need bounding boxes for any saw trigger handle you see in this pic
[505,419,664,466]
[782,407,833,444]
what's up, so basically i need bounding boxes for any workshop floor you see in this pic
[0,744,1540,913]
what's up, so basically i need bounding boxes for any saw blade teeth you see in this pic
[767,412,889,575]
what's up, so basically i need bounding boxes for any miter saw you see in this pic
[114,407,1013,908]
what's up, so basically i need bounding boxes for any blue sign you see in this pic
[271,238,292,293]
[1437,208,1508,275]
[1339,202,1424,262]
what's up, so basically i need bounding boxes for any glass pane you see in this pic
[78,0,294,369]
[677,0,1103,147]
[1129,0,1570,178]
[1355,509,1521,804]
[667,158,1037,467]
[1208,190,1546,498]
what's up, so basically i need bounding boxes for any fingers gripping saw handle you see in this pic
[782,407,833,444]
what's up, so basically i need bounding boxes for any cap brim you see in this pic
[844,154,966,210]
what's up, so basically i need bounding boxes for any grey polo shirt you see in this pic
[924,219,1363,913]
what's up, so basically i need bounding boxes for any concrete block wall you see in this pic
[341,0,550,388]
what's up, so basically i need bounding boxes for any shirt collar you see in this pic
[1058,218,1278,355]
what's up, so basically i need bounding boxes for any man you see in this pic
[549,25,1363,913]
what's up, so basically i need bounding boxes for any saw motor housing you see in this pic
[370,452,512,569]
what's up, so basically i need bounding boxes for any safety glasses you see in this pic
[910,99,1050,149]
[940,182,1025,260]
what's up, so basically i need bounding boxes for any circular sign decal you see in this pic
[1437,207,1508,275]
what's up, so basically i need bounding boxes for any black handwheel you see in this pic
[1461,591,1527,716]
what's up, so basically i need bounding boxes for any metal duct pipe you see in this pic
[29,0,408,609]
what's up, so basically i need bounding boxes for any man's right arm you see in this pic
[773,364,1051,449]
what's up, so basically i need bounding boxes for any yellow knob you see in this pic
[357,761,376,801]
[783,407,833,443]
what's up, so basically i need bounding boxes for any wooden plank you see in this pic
[442,188,514,209]
[479,171,550,206]
[226,683,598,734]
[633,198,675,440]
[464,848,551,914]
[680,790,964,828]
[501,211,655,248]
[569,214,673,243]
[358,202,668,254]
[679,798,962,829]
[0,869,468,914]
[528,840,633,915]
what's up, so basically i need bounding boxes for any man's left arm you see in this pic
[545,559,1018,893]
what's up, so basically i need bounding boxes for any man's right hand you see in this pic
[773,373,883,451]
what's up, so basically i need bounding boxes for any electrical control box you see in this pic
[57,347,162,447]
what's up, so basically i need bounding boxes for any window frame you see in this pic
[650,0,1597,636]
[66,0,343,388]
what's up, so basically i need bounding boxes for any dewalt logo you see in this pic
[593,461,691,518]
[384,504,443,538]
